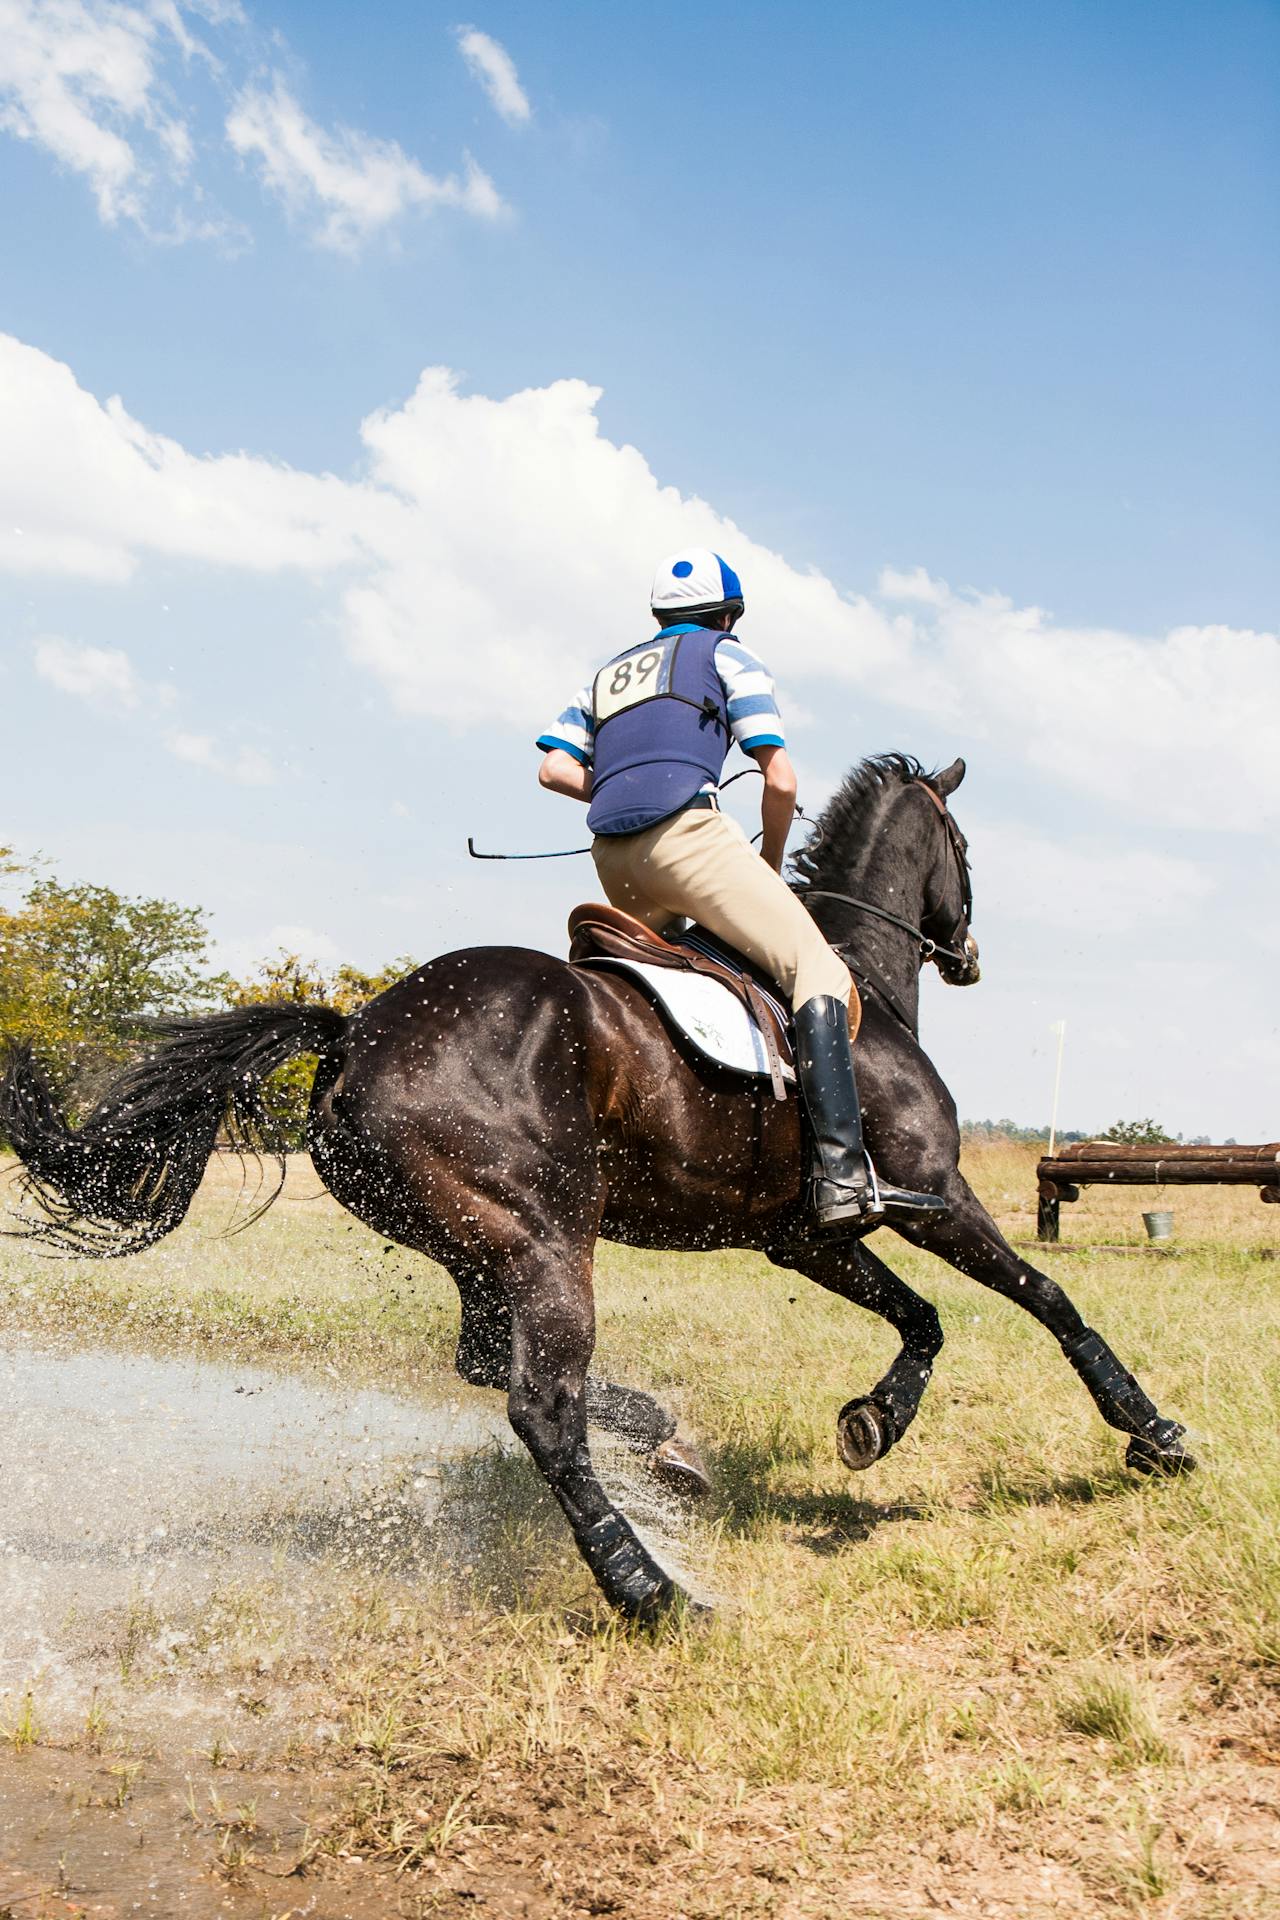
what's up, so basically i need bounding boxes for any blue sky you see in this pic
[2,0,1278,1138]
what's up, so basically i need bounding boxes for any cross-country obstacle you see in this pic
[1035,1141,1280,1242]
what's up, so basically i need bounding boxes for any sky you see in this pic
[1,0,1277,1139]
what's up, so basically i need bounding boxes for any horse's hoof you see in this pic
[836,1397,894,1472]
[649,1435,713,1500]
[1126,1432,1197,1478]
[671,1592,715,1625]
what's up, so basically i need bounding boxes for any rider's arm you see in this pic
[539,749,592,802]
[536,683,594,802]
[714,635,792,868]
[751,744,797,872]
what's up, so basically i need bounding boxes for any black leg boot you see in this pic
[793,997,947,1229]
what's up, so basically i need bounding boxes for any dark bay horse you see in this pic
[0,754,1192,1618]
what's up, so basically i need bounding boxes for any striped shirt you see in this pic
[537,636,785,775]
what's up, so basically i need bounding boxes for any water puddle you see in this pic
[0,1338,513,1728]
[0,1334,711,1911]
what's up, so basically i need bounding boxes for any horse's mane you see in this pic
[791,753,934,895]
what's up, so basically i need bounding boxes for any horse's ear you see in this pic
[934,757,966,797]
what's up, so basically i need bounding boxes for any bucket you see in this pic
[1143,1209,1174,1244]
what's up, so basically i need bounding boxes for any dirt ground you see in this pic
[4,1714,1279,1919]
[2,1144,1278,1918]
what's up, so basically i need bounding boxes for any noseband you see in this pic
[802,780,974,968]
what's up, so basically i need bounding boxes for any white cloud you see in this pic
[455,26,531,126]
[225,76,505,249]
[877,564,950,606]
[969,821,1213,934]
[210,921,342,979]
[33,635,143,709]
[0,333,384,581]
[882,577,1280,831]
[31,632,269,782]
[166,730,275,784]
[0,0,208,225]
[0,5,505,246]
[2,332,1277,836]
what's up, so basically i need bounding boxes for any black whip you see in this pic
[466,836,589,861]
[466,767,813,863]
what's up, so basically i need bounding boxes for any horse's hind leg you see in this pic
[504,1238,686,1619]
[896,1178,1194,1475]
[584,1379,713,1499]
[768,1237,943,1471]
[454,1264,512,1389]
[453,1267,708,1498]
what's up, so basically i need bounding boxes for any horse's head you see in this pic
[916,758,980,987]
[792,752,981,1003]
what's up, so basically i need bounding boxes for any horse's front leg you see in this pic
[894,1177,1195,1475]
[768,1236,943,1470]
[504,1235,687,1619]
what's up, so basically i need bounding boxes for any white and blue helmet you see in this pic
[650,547,745,621]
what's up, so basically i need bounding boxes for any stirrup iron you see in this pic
[813,1154,945,1229]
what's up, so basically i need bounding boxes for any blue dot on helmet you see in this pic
[672,560,694,578]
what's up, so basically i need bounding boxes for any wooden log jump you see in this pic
[1035,1141,1280,1241]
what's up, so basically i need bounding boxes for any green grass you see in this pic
[2,1142,1279,1914]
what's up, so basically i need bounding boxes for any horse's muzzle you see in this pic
[938,935,981,986]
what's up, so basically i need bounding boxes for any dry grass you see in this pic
[1,1140,1278,1916]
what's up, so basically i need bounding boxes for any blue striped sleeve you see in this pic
[536,686,595,766]
[715,639,786,752]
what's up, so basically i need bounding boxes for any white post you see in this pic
[1048,1020,1067,1157]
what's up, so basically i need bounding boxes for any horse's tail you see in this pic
[0,1004,348,1258]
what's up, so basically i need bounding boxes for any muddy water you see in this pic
[0,1337,512,1729]
[0,1334,709,1912]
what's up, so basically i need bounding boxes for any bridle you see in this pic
[800,777,974,975]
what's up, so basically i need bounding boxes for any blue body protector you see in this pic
[586,624,730,837]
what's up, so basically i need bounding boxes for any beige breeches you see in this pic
[590,805,854,1016]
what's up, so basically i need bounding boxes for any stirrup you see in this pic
[875,1184,947,1218]
[812,1154,883,1228]
[814,1157,945,1229]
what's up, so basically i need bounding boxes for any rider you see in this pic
[536,548,944,1230]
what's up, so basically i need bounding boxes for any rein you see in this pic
[798,889,970,968]
[799,782,974,969]
[470,770,975,1029]
[845,960,919,1037]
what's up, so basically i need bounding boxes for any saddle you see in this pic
[568,903,794,1099]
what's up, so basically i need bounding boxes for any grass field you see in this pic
[1,1141,1278,1917]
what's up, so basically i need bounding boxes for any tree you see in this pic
[960,1119,1088,1146]
[1,847,417,1149]
[1100,1118,1176,1145]
[226,950,417,1145]
[0,856,228,1108]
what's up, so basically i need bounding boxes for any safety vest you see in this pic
[586,624,730,837]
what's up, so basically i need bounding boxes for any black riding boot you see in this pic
[793,997,947,1229]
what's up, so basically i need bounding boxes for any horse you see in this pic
[0,754,1193,1620]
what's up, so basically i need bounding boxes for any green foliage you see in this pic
[228,951,417,1016]
[227,950,417,1146]
[961,1118,1088,1146]
[1,844,416,1148]
[0,847,227,1108]
[1100,1117,1176,1145]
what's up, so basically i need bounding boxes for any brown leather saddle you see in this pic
[567,902,794,1099]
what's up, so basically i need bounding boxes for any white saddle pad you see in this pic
[582,957,794,1085]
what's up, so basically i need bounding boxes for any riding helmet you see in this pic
[650,548,745,623]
